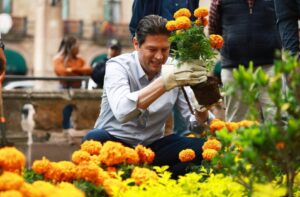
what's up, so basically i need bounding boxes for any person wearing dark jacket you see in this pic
[274,0,300,57]
[209,0,281,122]
[91,39,122,89]
[129,0,199,37]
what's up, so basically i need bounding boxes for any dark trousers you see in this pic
[62,104,73,129]
[83,128,204,178]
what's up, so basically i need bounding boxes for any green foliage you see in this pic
[169,25,216,71]
[23,168,44,183]
[217,52,300,196]
[73,180,107,197]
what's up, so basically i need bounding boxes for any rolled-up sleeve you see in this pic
[104,59,142,123]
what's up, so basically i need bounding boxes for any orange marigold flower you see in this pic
[202,149,218,161]
[124,147,140,165]
[166,20,177,31]
[80,140,102,155]
[135,145,155,164]
[103,178,127,196]
[0,171,24,191]
[43,161,76,182]
[0,147,25,174]
[95,168,111,186]
[225,122,239,132]
[0,190,23,197]
[89,155,101,165]
[175,16,191,30]
[32,157,51,175]
[131,167,158,185]
[99,141,126,166]
[174,8,191,19]
[276,142,285,150]
[210,119,226,133]
[195,17,208,27]
[76,162,100,182]
[71,150,90,165]
[202,138,222,151]
[210,34,224,49]
[179,149,196,162]
[194,7,209,18]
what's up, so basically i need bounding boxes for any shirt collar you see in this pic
[133,51,147,80]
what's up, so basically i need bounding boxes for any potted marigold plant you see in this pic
[166,7,224,106]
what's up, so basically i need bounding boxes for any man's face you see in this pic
[134,34,170,79]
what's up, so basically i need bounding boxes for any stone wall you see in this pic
[3,89,102,136]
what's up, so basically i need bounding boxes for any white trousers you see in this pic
[221,65,276,122]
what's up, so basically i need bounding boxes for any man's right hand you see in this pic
[161,62,207,91]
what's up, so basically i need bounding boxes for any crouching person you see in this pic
[83,15,213,178]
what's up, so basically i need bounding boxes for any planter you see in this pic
[191,76,221,106]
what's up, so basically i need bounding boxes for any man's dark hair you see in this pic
[135,15,170,46]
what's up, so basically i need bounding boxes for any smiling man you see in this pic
[84,15,210,177]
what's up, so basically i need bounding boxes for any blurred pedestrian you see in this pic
[53,36,92,89]
[274,0,300,57]
[209,0,281,122]
[53,36,92,144]
[129,0,199,37]
[90,39,122,89]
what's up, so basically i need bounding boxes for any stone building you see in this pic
[1,0,133,78]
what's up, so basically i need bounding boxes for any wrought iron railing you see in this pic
[4,75,91,89]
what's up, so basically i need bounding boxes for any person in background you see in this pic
[129,0,200,136]
[274,0,300,57]
[53,36,92,144]
[84,15,213,178]
[129,0,199,37]
[90,39,122,89]
[209,0,281,122]
[53,36,92,89]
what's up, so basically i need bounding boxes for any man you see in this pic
[274,0,300,56]
[129,0,200,135]
[209,0,281,122]
[129,0,199,37]
[84,15,210,177]
[90,39,122,89]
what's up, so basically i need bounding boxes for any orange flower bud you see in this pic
[210,34,224,49]
[166,20,177,31]
[179,149,196,162]
[175,16,191,30]
[174,8,191,19]
[202,149,218,161]
[202,138,222,151]
[194,7,209,18]
[276,142,285,150]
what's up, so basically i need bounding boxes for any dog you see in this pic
[21,104,36,145]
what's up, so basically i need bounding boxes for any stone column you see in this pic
[33,0,63,89]
[33,0,46,77]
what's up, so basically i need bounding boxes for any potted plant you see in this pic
[165,7,224,106]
